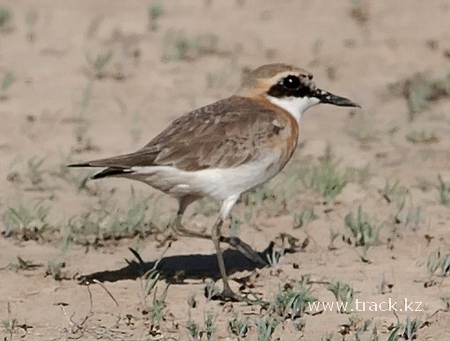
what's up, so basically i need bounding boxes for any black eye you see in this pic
[282,75,300,89]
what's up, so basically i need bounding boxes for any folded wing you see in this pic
[69,96,286,178]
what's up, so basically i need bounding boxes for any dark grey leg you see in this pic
[173,202,265,264]
[210,217,242,301]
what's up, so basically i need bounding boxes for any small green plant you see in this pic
[192,197,219,217]
[141,268,161,298]
[415,177,434,192]
[344,206,380,251]
[349,0,370,26]
[427,248,442,276]
[162,30,194,61]
[63,190,166,250]
[6,155,52,188]
[293,207,318,229]
[147,195,172,234]
[71,80,96,152]
[196,34,219,55]
[85,49,114,79]
[186,319,201,340]
[346,113,379,144]
[378,274,393,295]
[441,253,450,276]
[162,30,219,62]
[322,332,334,341]
[76,80,95,115]
[187,293,197,309]
[7,256,42,271]
[0,71,14,100]
[396,206,424,231]
[228,313,250,340]
[255,317,282,341]
[45,259,66,281]
[109,188,150,238]
[244,183,273,207]
[426,249,450,277]
[148,285,169,327]
[301,159,349,199]
[327,281,354,314]
[440,295,450,311]
[64,193,171,251]
[148,1,164,31]
[293,318,306,332]
[379,179,408,204]
[403,316,421,340]
[402,72,450,121]
[0,5,13,32]
[406,129,438,144]
[2,316,18,336]
[3,201,50,240]
[370,326,379,341]
[204,279,220,301]
[135,253,167,327]
[26,156,46,185]
[25,8,38,42]
[73,119,93,153]
[265,248,285,269]
[387,323,402,341]
[53,152,95,194]
[183,313,217,341]
[272,280,317,319]
[63,211,106,250]
[328,228,340,250]
[2,301,18,338]
[349,316,373,340]
[437,174,450,208]
[204,312,216,340]
[229,215,241,238]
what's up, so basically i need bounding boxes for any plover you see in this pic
[70,63,359,300]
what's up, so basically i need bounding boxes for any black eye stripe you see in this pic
[267,75,311,98]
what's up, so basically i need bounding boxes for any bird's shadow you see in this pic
[78,242,282,285]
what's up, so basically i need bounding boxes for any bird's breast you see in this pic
[263,107,300,172]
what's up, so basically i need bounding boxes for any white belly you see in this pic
[127,150,282,200]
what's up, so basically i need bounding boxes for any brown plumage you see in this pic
[69,63,360,301]
[73,96,299,180]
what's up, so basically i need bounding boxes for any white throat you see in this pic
[267,95,320,124]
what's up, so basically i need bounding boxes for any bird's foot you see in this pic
[213,287,244,302]
[223,236,267,265]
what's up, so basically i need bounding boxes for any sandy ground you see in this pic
[1,0,450,340]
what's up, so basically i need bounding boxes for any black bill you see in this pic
[312,89,360,108]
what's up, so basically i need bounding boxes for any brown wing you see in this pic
[70,96,288,175]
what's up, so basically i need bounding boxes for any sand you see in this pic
[1,1,450,340]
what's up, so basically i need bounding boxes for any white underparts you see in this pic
[128,149,282,202]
